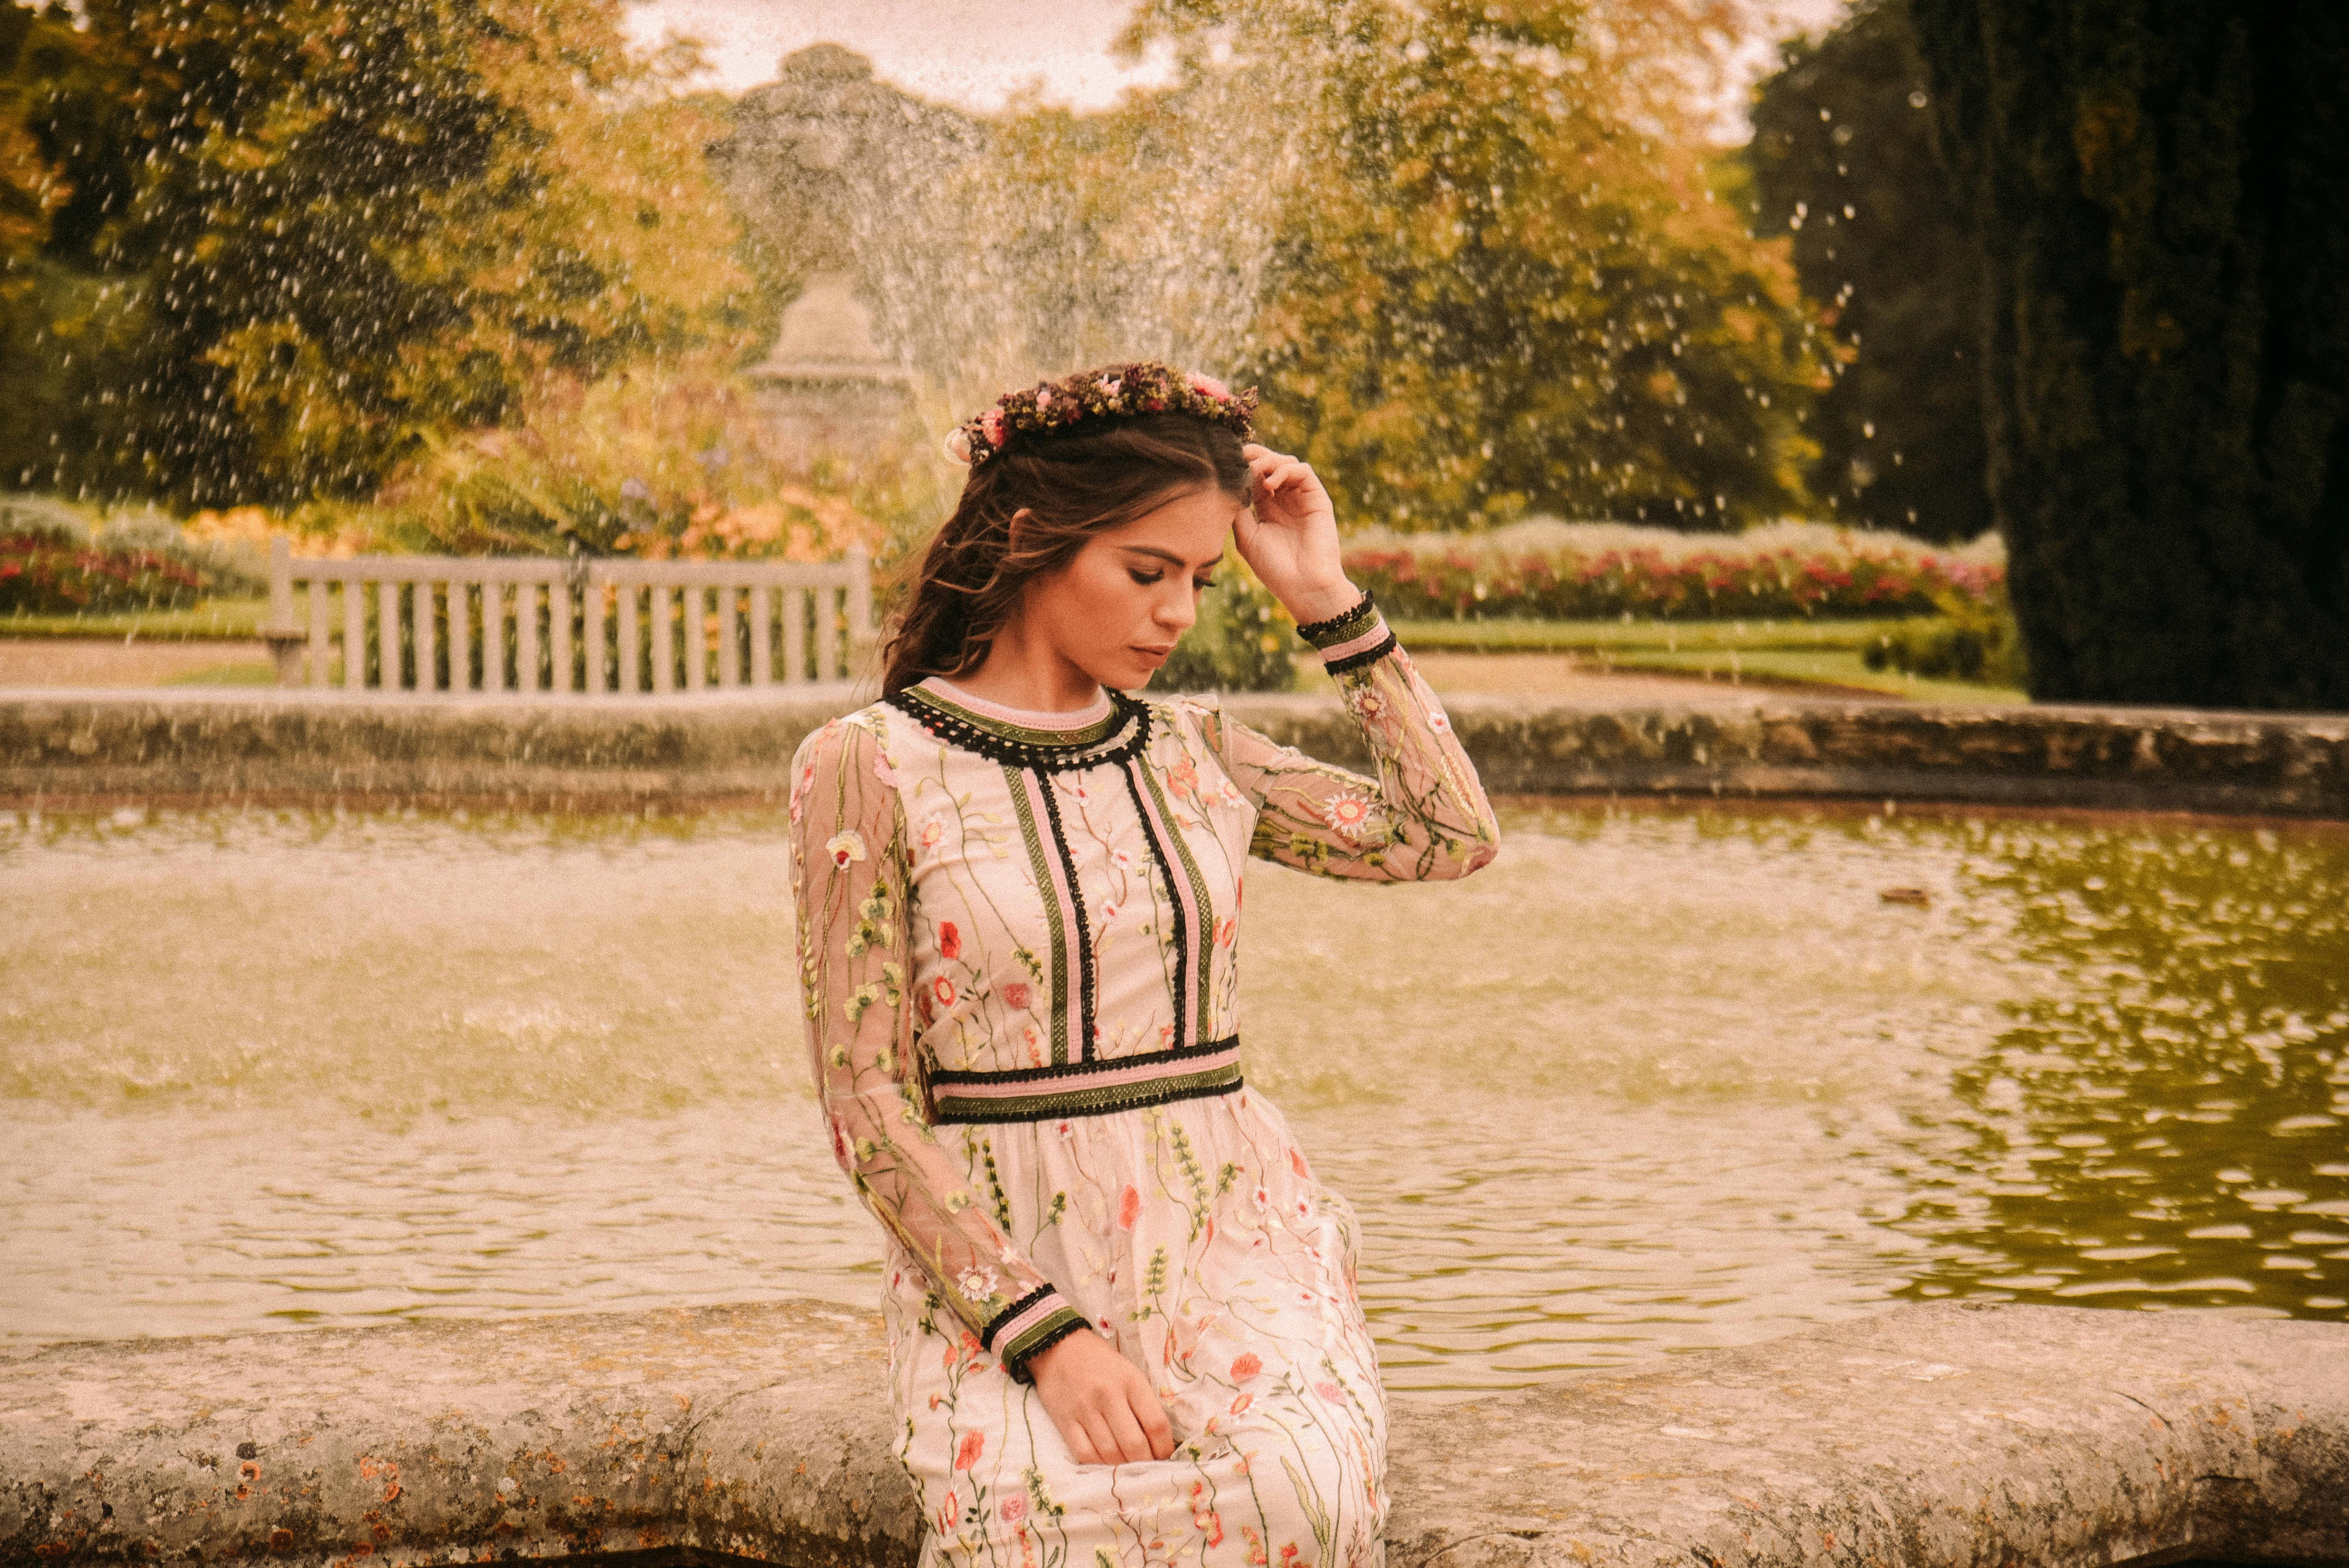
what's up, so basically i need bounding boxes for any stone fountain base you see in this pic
[0,686,2343,819]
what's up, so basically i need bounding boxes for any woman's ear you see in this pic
[1005,506,1034,547]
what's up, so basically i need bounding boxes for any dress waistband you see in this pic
[928,1036,1243,1125]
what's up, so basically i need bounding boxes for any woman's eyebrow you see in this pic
[1119,545,1218,570]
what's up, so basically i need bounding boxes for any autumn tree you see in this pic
[1127,0,1829,530]
[0,0,758,509]
[1911,0,2349,708]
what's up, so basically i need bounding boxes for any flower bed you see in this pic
[1342,520,2005,621]
[1,533,208,616]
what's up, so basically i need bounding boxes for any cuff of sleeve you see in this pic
[1295,588,1379,649]
[984,1286,1090,1383]
[1316,608,1397,676]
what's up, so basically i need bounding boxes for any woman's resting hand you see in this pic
[1028,1328,1175,1465]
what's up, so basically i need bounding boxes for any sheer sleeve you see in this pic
[789,715,1089,1379]
[1194,593,1500,882]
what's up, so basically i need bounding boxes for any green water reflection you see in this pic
[1893,819,2349,1311]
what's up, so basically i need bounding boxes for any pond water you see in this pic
[4,801,2345,1395]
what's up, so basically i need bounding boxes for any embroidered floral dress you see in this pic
[788,596,1498,1568]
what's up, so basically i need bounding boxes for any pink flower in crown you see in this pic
[1033,386,1052,415]
[1188,372,1232,401]
[1099,376,1121,398]
[979,408,1005,447]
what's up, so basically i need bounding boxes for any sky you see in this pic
[624,0,1178,111]
[624,0,1854,134]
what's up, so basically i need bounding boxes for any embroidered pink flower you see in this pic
[932,975,957,1010]
[1001,981,1031,1011]
[955,1431,985,1471]
[1170,758,1200,799]
[1215,917,1237,947]
[871,750,898,788]
[1229,1391,1254,1416]
[1429,709,1452,733]
[939,921,961,960]
[999,1493,1028,1525]
[1118,1184,1142,1230]
[920,818,944,849]
[1325,791,1373,840]
[1315,1380,1346,1404]
[824,829,866,869]
[1290,1148,1310,1178]
[937,1491,958,1535]
[1230,1352,1262,1381]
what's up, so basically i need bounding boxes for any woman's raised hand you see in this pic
[1027,1328,1175,1466]
[1236,442,1360,628]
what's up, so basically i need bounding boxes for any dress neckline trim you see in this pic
[919,676,1113,731]
[904,677,1125,749]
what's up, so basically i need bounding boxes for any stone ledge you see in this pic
[1,687,2345,818]
[2,1302,2344,1568]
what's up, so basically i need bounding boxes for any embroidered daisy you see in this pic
[957,1266,1001,1300]
[1324,791,1374,841]
[825,830,866,868]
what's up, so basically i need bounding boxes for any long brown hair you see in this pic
[881,405,1250,696]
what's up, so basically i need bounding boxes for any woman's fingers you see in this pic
[1064,1420,1101,1467]
[1134,1388,1176,1461]
[1099,1395,1155,1465]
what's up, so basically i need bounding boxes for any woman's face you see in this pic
[1020,484,1245,693]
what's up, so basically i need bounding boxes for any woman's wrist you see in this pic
[1281,579,1363,630]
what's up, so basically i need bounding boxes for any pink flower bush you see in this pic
[1342,531,2004,622]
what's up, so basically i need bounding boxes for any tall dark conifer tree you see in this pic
[1910,0,2349,709]
[1747,0,1991,544]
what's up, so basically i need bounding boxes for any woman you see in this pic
[789,362,1498,1568]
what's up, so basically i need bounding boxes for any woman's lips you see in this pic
[1132,645,1174,661]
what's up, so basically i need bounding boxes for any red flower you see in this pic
[932,975,957,1010]
[1230,1353,1262,1381]
[1001,981,1031,1011]
[939,921,961,960]
[1118,1185,1141,1230]
[955,1431,985,1471]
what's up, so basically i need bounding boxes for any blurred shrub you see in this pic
[1343,519,2004,621]
[1150,560,1299,693]
[1,532,204,613]
[273,359,937,568]
[0,493,262,610]
[1863,588,2028,686]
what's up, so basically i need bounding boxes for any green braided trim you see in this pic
[1001,1305,1090,1382]
[1295,590,1379,649]
[932,1061,1242,1125]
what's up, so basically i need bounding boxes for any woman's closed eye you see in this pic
[1128,570,1220,592]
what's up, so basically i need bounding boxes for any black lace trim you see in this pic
[1121,759,1190,1054]
[883,687,1151,774]
[980,1283,1057,1352]
[1035,771,1098,1060]
[1004,1313,1090,1384]
[1295,588,1378,647]
[1324,630,1399,675]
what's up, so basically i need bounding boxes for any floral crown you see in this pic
[944,361,1258,466]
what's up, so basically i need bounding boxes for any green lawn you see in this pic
[1390,616,2028,705]
[0,597,269,640]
